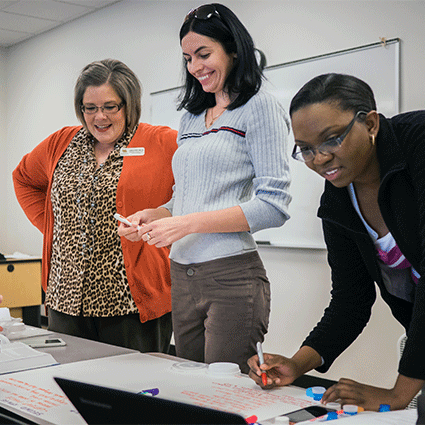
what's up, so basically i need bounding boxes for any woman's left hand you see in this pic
[322,376,422,411]
[141,215,191,248]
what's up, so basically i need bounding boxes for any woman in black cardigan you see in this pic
[248,73,425,411]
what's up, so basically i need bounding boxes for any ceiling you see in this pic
[0,0,123,48]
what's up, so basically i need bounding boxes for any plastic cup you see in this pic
[311,386,326,401]
[343,404,359,415]
[207,362,241,377]
[171,362,208,374]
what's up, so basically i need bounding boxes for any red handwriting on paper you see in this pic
[181,382,314,414]
[0,377,69,416]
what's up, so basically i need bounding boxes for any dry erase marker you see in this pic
[139,388,159,396]
[114,213,141,230]
[256,342,268,386]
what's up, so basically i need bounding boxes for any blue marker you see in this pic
[139,388,159,396]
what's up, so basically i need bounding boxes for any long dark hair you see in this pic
[289,73,377,116]
[178,3,264,114]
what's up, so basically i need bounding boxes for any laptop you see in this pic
[54,377,247,424]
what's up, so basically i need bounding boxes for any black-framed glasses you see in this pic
[292,110,368,163]
[184,4,221,23]
[81,103,124,115]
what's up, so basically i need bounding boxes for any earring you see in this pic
[370,134,376,146]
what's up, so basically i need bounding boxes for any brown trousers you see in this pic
[171,251,270,374]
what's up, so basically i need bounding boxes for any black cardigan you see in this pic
[302,110,425,380]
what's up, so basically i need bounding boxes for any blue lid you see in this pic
[379,404,391,412]
[326,411,338,420]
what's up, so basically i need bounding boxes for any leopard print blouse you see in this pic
[46,127,139,317]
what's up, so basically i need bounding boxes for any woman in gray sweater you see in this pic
[119,3,291,373]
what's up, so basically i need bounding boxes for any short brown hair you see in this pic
[74,59,142,132]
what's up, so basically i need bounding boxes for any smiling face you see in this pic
[181,31,235,98]
[82,83,126,147]
[291,102,380,188]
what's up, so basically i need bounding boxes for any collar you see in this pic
[375,114,406,181]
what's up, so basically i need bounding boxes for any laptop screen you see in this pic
[54,377,247,424]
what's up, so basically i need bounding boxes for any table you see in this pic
[0,336,417,425]
[0,330,335,425]
[18,330,138,365]
[0,331,138,424]
[0,351,326,425]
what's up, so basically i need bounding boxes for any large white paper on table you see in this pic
[0,352,321,424]
[298,408,417,424]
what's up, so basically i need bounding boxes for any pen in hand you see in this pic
[256,342,268,386]
[114,213,141,230]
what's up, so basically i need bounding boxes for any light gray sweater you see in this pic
[163,89,292,264]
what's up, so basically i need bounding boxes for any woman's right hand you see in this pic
[117,208,171,242]
[247,353,300,388]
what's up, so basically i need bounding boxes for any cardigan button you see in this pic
[187,268,194,277]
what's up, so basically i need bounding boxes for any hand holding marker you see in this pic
[256,342,268,386]
[114,213,141,230]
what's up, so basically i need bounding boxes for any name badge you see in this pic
[120,147,145,156]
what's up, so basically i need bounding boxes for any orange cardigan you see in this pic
[13,124,177,322]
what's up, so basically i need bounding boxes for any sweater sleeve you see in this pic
[238,91,292,233]
[393,112,425,379]
[160,188,175,215]
[12,127,80,232]
[301,218,377,373]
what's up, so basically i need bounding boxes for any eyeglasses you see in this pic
[292,110,368,163]
[81,103,124,115]
[184,4,221,23]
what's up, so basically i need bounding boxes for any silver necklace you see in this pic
[206,106,226,127]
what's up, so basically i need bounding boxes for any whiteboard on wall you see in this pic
[150,38,400,249]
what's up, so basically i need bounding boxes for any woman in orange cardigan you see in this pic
[13,59,177,352]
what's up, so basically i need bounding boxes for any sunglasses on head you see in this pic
[184,4,221,23]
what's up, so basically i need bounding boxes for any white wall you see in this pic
[4,0,421,388]
[0,48,7,250]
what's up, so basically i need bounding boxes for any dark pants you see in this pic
[48,309,172,354]
[171,251,270,374]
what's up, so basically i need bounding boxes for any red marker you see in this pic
[256,342,268,386]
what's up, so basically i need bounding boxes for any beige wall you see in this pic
[0,48,7,250]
